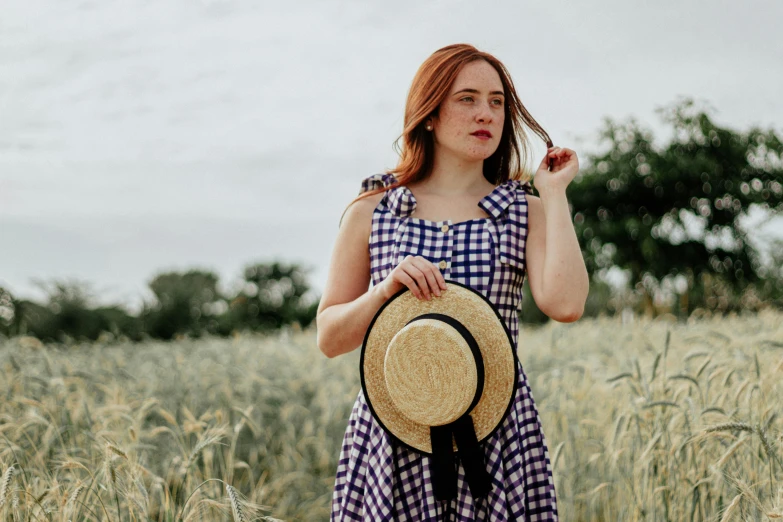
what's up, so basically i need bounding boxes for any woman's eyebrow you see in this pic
[452,88,505,96]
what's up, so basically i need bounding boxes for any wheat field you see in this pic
[1,309,782,521]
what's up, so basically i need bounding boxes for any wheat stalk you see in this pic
[226,485,247,522]
[67,484,85,518]
[703,422,753,433]
[106,442,129,460]
[756,423,783,470]
[719,493,742,522]
[103,450,122,521]
[186,427,227,471]
[716,435,748,468]
[184,498,229,522]
[0,465,15,511]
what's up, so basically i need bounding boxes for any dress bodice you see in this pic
[360,172,534,347]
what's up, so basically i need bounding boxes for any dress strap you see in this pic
[339,173,397,229]
[359,172,397,194]
[497,180,534,271]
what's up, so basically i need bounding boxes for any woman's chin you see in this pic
[462,150,496,162]
[443,143,499,163]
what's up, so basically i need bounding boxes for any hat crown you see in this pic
[384,318,478,426]
[361,282,517,454]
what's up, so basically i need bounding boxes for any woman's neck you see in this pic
[421,153,489,195]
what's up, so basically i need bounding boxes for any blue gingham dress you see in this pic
[331,173,559,521]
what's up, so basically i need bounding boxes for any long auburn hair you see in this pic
[341,43,553,226]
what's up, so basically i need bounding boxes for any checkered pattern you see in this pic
[331,173,559,521]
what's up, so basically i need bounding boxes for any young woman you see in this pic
[317,43,589,521]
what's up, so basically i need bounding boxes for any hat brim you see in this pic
[360,280,518,454]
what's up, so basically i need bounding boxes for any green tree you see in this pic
[142,269,224,339]
[6,279,141,342]
[228,261,317,332]
[565,97,783,315]
[0,287,35,338]
[33,279,100,341]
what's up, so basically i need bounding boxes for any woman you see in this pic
[317,43,588,521]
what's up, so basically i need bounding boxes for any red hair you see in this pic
[341,43,553,226]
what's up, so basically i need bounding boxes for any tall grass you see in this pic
[1,309,781,521]
[527,309,783,521]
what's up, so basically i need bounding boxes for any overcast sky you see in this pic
[1,0,782,313]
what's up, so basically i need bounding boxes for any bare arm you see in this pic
[524,188,589,322]
[316,193,389,358]
[317,287,390,358]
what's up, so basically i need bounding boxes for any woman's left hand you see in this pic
[534,146,579,194]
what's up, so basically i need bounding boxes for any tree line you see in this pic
[0,262,318,343]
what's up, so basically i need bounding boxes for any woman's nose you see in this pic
[476,101,493,122]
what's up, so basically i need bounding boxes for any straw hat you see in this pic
[360,280,518,500]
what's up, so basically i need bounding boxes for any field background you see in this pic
[1,310,782,521]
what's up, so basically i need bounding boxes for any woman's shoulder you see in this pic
[515,179,540,219]
[338,173,394,229]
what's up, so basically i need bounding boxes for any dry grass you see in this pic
[1,308,782,521]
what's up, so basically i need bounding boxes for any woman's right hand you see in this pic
[377,255,448,301]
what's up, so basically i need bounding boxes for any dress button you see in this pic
[438,260,447,269]
[441,224,449,233]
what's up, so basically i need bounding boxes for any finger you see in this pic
[430,260,448,292]
[437,268,447,291]
[409,257,441,298]
[403,262,432,300]
[394,269,425,300]
[538,152,552,170]
[410,257,442,297]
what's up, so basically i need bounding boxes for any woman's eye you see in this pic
[459,96,502,105]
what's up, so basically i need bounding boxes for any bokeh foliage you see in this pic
[564,97,783,316]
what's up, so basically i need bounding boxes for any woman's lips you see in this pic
[471,130,492,140]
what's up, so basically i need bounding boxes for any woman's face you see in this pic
[429,60,505,163]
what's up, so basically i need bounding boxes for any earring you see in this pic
[426,124,432,131]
